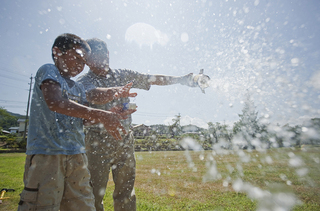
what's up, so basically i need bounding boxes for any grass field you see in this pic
[0,147,319,210]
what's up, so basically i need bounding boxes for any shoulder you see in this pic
[36,64,59,76]
[33,64,62,89]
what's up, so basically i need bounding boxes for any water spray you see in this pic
[193,69,210,93]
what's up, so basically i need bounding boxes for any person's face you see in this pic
[53,46,87,78]
[87,50,110,76]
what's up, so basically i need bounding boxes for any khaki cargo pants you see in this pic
[17,154,95,211]
[85,129,136,211]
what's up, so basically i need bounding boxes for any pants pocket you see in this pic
[18,187,39,210]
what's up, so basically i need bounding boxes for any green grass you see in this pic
[1,147,320,210]
[0,153,25,210]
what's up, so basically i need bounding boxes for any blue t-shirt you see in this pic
[26,64,87,155]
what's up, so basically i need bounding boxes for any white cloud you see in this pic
[163,115,209,129]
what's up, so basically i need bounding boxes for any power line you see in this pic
[0,99,27,103]
[0,105,26,108]
[0,70,30,77]
[0,83,29,90]
[0,73,29,83]
[0,105,26,109]
[0,65,31,77]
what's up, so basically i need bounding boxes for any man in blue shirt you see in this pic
[18,33,136,211]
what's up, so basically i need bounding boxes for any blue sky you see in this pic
[1,0,320,128]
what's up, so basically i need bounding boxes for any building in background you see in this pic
[8,119,27,135]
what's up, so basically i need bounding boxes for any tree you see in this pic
[258,121,271,148]
[204,122,233,149]
[168,113,182,138]
[220,123,233,144]
[0,107,18,130]
[308,118,320,145]
[289,125,302,147]
[232,92,261,149]
[207,122,220,144]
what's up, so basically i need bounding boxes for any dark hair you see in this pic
[86,38,108,54]
[85,38,109,66]
[51,33,90,60]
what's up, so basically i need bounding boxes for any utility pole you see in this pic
[23,75,33,141]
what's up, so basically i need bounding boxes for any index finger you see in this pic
[124,82,133,89]
[129,92,137,97]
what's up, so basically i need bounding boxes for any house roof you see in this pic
[132,124,150,129]
[9,127,19,130]
[1,129,10,134]
[17,119,26,122]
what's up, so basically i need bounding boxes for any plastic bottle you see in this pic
[122,102,137,110]
[193,69,210,93]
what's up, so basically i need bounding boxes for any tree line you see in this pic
[1,93,320,151]
[143,93,320,150]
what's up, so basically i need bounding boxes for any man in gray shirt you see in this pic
[77,38,196,211]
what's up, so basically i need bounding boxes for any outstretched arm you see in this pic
[148,73,196,87]
[41,80,126,140]
[85,82,137,105]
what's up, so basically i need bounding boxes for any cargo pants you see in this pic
[17,154,95,211]
[85,129,136,211]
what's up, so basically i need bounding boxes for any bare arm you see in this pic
[85,82,137,105]
[148,73,195,86]
[41,80,126,140]
[84,106,137,126]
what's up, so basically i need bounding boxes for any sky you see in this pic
[1,0,320,129]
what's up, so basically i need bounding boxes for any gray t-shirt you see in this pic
[77,69,151,131]
[26,64,87,155]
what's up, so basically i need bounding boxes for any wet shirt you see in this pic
[26,64,87,155]
[77,69,151,131]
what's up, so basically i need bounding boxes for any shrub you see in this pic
[0,135,8,142]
